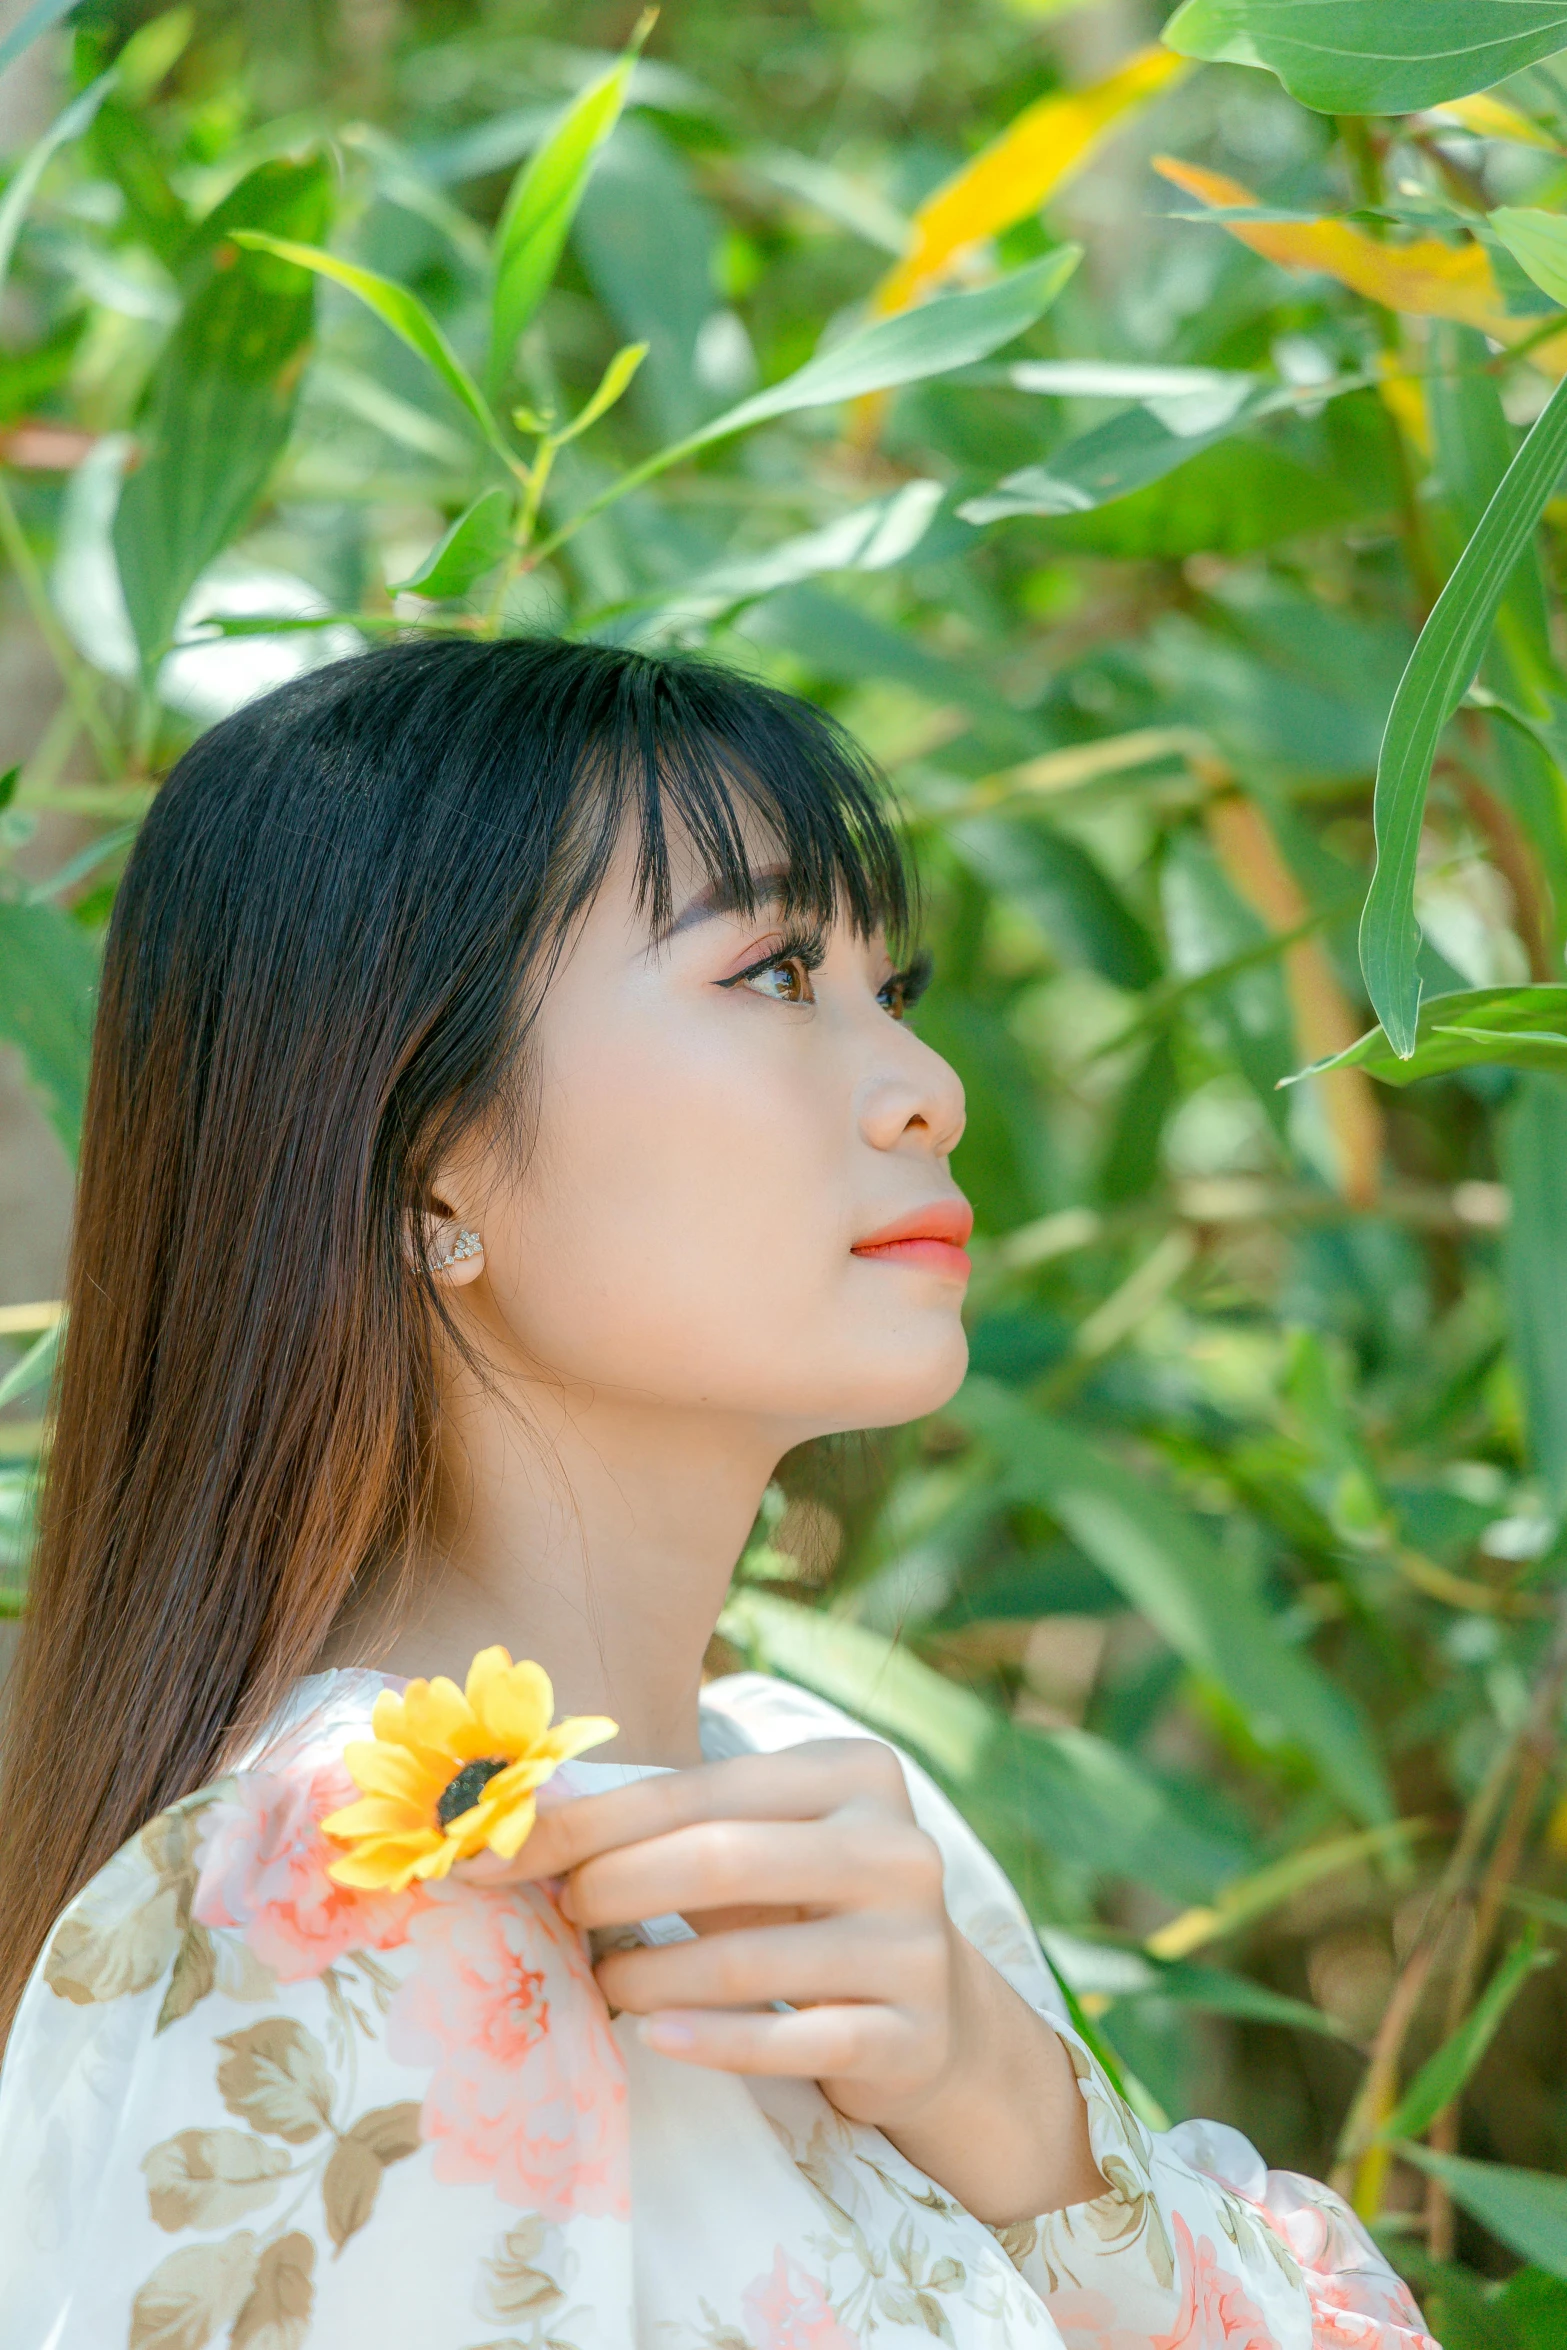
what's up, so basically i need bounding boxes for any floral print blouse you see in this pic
[0,1667,1439,2350]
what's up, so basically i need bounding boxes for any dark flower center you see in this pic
[437,1756,509,1827]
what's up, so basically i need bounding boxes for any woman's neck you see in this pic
[324,1366,788,1767]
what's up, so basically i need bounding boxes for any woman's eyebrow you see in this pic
[656,865,791,942]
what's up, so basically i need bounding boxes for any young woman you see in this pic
[0,640,1434,2348]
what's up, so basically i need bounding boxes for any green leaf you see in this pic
[720,1589,1245,1901]
[630,479,943,631]
[1149,1958,1356,2039]
[1359,372,1567,1058]
[717,251,1081,440]
[1020,431,1374,560]
[486,39,642,393]
[1430,324,1553,681]
[571,117,728,445]
[0,901,98,1154]
[957,375,1363,524]
[0,70,116,302]
[1398,2146,1567,2281]
[535,251,1080,559]
[1163,0,1567,114]
[1490,208,1567,310]
[1502,1075,1567,1507]
[0,0,81,80]
[114,158,333,670]
[551,340,648,444]
[229,233,511,465]
[954,1381,1395,1826]
[950,815,1162,992]
[0,1320,59,1413]
[1284,984,1567,1085]
[1379,1930,1554,2141]
[389,487,514,598]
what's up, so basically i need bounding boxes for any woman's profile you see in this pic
[0,639,1435,2347]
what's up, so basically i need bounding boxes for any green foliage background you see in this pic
[4,0,1567,2325]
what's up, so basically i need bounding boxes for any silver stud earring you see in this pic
[431,1226,483,1272]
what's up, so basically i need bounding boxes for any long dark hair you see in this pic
[0,636,908,2038]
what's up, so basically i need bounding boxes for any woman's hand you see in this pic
[492,1739,1106,2226]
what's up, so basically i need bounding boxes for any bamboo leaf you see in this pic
[1379,1930,1554,2141]
[1163,0,1567,116]
[959,373,1364,523]
[0,1321,60,1413]
[486,28,646,392]
[115,159,334,669]
[1360,374,1567,1056]
[0,71,117,302]
[873,47,1186,315]
[1502,1075,1567,1508]
[0,902,97,1154]
[533,251,1079,559]
[1283,984,1567,1085]
[230,233,511,463]
[0,0,81,80]
[1154,157,1517,339]
[550,340,648,445]
[1492,205,1567,309]
[1398,2146,1567,2281]
[955,1381,1395,1825]
[389,487,514,598]
[720,1589,1247,1901]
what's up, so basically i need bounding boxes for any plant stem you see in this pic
[1331,1585,1567,2213]
[1422,1603,1567,2254]
[482,444,556,637]
[0,475,120,776]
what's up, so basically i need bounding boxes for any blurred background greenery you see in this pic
[4,0,1567,2333]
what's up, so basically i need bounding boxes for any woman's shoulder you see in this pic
[0,1689,633,2346]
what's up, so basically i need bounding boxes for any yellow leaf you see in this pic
[1426,94,1560,152]
[1156,156,1509,334]
[874,48,1188,318]
[1205,794,1383,1210]
[1154,154,1567,380]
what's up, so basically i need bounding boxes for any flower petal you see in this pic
[326,1832,442,1891]
[483,1791,539,1860]
[341,1740,443,1808]
[399,1674,483,1761]
[545,1713,620,1765]
[319,1796,423,1841]
[468,1650,555,1753]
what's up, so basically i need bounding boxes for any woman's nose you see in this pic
[858,1028,966,1159]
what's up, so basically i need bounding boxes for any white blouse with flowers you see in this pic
[0,1666,1438,2350]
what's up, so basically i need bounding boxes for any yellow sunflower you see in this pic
[321,1647,616,1892]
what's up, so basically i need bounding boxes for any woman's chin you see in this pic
[815,1327,971,1433]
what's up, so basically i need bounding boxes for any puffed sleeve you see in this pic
[0,1739,633,2350]
[703,1671,1441,2350]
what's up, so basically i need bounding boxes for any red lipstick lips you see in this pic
[851,1199,974,1282]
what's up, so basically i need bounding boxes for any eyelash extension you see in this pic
[717,924,830,991]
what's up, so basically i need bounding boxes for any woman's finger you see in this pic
[634,2000,918,2083]
[480,1737,912,1884]
[596,1914,947,2017]
[564,1813,942,1929]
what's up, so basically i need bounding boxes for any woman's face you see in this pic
[454,822,970,1443]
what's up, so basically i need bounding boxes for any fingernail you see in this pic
[640,2015,694,2052]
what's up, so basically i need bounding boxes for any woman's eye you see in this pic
[878,974,910,1020]
[743,955,815,1004]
